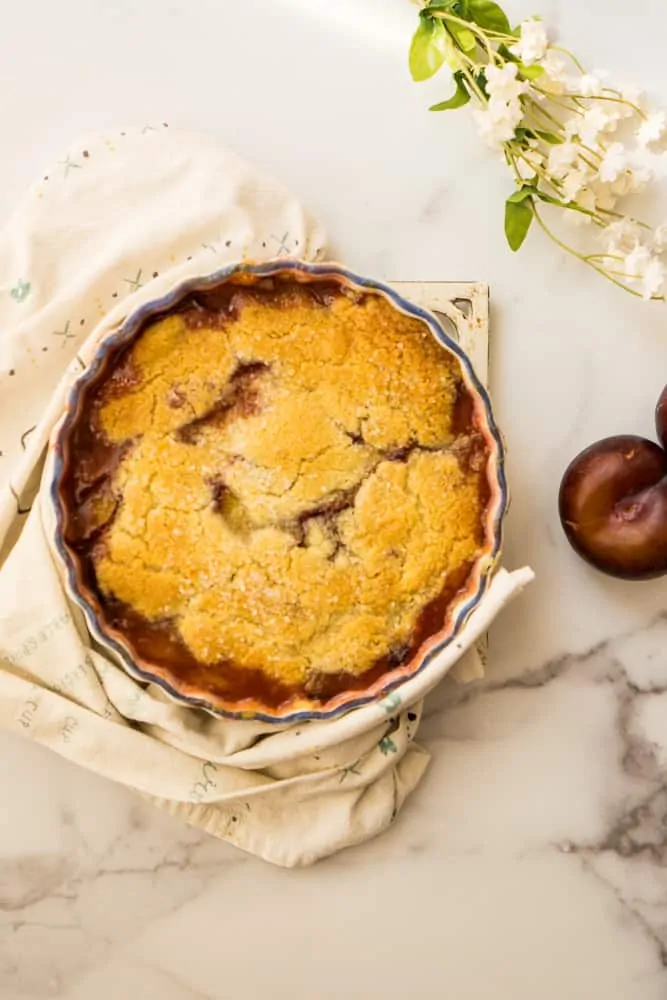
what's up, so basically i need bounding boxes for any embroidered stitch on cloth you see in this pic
[0,126,532,866]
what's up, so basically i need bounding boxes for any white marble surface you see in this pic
[2,0,667,996]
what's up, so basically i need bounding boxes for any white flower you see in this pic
[578,189,597,212]
[629,144,656,175]
[473,99,523,149]
[603,219,642,255]
[609,149,655,195]
[515,148,544,181]
[654,225,667,252]
[604,110,625,134]
[591,180,618,212]
[495,98,523,130]
[603,103,627,131]
[624,165,652,195]
[651,152,667,181]
[578,106,614,145]
[561,169,589,202]
[638,111,666,147]
[485,63,527,104]
[620,83,643,109]
[517,157,537,180]
[547,142,579,179]
[563,117,581,141]
[609,173,632,196]
[578,72,608,97]
[473,108,505,149]
[541,51,567,80]
[623,245,664,298]
[625,244,652,277]
[642,257,666,299]
[511,19,548,65]
[599,143,628,183]
[539,51,568,94]
[566,188,597,227]
[601,84,642,122]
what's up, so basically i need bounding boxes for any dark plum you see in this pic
[559,434,667,580]
[656,384,667,451]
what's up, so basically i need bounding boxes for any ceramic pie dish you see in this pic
[50,260,507,723]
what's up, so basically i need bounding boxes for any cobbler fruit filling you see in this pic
[61,277,491,707]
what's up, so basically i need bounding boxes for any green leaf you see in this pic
[429,71,471,110]
[426,0,469,18]
[505,197,534,251]
[534,129,563,145]
[426,0,469,13]
[426,0,459,9]
[409,14,449,81]
[448,21,476,52]
[467,0,510,33]
[507,186,536,204]
[443,30,462,69]
[517,62,545,81]
[513,126,563,147]
[535,192,562,205]
[535,191,579,210]
[497,43,517,62]
[476,70,489,97]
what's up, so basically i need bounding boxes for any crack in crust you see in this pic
[174,361,270,444]
[61,278,492,704]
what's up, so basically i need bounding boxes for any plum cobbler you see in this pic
[60,275,493,708]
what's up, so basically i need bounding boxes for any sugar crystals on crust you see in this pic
[63,278,491,706]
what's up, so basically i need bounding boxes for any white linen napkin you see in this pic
[0,125,532,866]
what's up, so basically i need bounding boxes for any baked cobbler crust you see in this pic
[61,277,491,707]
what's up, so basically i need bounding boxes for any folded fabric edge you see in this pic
[141,743,431,868]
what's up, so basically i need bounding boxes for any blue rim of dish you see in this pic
[50,259,508,724]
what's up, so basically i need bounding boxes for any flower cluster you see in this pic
[409,1,667,300]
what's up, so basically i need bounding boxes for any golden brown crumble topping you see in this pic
[62,278,491,707]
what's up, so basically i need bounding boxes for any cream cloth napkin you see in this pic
[0,126,533,867]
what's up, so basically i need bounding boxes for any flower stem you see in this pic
[584,253,625,263]
[525,96,564,130]
[566,92,647,120]
[531,89,583,117]
[579,154,599,172]
[598,208,654,233]
[580,143,603,161]
[532,204,644,298]
[550,45,585,74]
[428,11,497,65]
[414,8,664,302]
[457,60,487,104]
